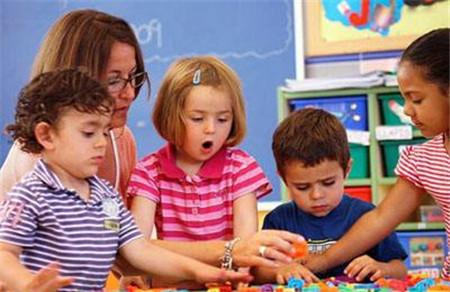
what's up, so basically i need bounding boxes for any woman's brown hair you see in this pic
[31,9,146,96]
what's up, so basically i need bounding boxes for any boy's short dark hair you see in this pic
[272,108,350,179]
[6,68,114,154]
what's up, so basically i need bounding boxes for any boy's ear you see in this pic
[344,158,353,179]
[34,122,55,150]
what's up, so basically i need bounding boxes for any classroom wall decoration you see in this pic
[304,0,449,56]
[322,0,403,36]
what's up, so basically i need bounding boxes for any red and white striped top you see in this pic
[395,134,450,278]
[127,144,272,241]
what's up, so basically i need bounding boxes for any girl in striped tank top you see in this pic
[303,28,450,280]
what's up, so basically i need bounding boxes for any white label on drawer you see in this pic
[346,130,370,145]
[376,125,413,140]
[417,222,426,229]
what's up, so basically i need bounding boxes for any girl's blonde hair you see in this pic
[153,56,246,147]
[31,9,146,96]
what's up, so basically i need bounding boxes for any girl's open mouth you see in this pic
[202,141,213,149]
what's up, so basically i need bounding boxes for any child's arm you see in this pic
[344,255,407,281]
[0,243,33,291]
[233,193,258,239]
[0,243,73,291]
[119,238,252,286]
[129,196,157,238]
[305,178,423,274]
[119,195,156,288]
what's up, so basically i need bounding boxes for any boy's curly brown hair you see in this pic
[6,68,114,154]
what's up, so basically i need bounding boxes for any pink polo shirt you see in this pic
[127,144,272,241]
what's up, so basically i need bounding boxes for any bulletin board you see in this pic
[304,0,449,57]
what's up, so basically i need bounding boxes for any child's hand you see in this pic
[344,255,386,282]
[119,275,150,290]
[24,262,73,292]
[0,281,10,292]
[275,262,319,284]
[195,266,253,287]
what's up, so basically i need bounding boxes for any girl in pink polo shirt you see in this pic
[126,56,272,287]
[128,55,271,243]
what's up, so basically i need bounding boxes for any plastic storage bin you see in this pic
[420,205,444,223]
[380,138,427,177]
[396,231,448,272]
[344,186,371,203]
[379,93,416,127]
[289,95,368,130]
[349,143,370,179]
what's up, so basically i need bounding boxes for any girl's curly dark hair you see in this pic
[6,68,114,154]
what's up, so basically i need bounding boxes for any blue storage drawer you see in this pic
[289,95,368,130]
[396,230,448,273]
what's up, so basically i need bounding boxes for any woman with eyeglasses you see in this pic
[0,9,149,204]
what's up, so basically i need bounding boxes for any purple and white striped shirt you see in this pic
[0,159,142,291]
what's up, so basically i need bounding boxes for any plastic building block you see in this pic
[292,241,308,259]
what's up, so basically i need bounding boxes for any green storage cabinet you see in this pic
[380,138,427,177]
[349,144,369,179]
[279,86,444,231]
[379,93,416,128]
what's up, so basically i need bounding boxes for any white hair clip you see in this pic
[192,69,201,85]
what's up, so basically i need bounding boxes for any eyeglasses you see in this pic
[106,71,149,94]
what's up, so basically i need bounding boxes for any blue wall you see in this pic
[0,0,296,202]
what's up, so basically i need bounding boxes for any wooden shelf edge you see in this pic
[396,222,445,231]
[378,177,397,185]
[345,178,372,186]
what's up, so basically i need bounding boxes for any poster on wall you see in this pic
[304,0,449,56]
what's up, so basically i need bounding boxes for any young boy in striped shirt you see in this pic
[0,69,250,291]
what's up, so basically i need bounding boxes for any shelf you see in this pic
[397,222,445,231]
[345,178,371,186]
[413,129,423,138]
[378,177,397,185]
[278,86,444,232]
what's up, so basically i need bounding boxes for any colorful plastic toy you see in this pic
[292,241,308,259]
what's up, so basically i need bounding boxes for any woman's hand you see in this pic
[232,230,305,268]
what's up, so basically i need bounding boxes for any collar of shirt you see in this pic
[33,159,115,204]
[156,143,226,179]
